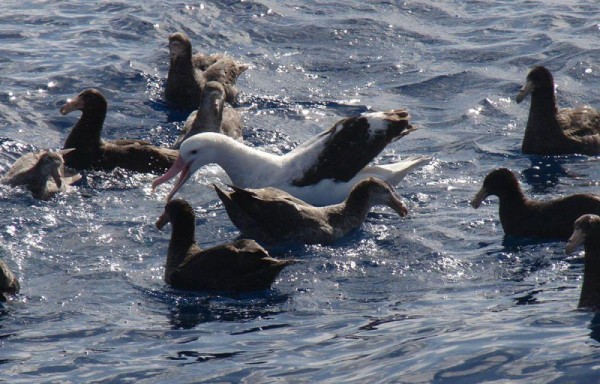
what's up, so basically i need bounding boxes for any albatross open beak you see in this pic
[565,228,585,254]
[471,187,488,209]
[516,80,534,104]
[151,156,192,201]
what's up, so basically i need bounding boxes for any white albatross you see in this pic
[152,109,430,206]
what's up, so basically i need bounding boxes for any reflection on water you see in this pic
[521,156,570,192]
[163,290,290,330]
[513,289,542,306]
[166,350,242,363]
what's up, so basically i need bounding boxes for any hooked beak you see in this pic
[516,80,534,104]
[151,156,192,202]
[211,95,221,115]
[58,148,76,156]
[51,167,63,189]
[471,187,488,209]
[565,228,585,254]
[60,96,83,115]
[388,192,408,217]
[169,40,185,62]
[155,211,169,230]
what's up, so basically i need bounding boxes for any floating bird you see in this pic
[60,88,178,173]
[471,168,600,238]
[1,149,81,200]
[0,260,19,302]
[172,81,242,149]
[192,52,226,71]
[156,198,296,292]
[214,177,408,245]
[565,214,600,311]
[516,65,600,155]
[153,109,429,205]
[164,32,248,110]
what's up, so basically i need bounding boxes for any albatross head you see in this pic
[152,133,223,201]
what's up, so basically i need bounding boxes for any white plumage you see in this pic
[153,110,429,205]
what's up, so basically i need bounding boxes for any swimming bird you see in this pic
[165,32,248,110]
[172,81,242,149]
[516,65,600,155]
[214,177,408,245]
[0,260,19,302]
[471,168,600,238]
[1,149,81,200]
[565,214,600,311]
[60,88,178,173]
[152,109,429,206]
[156,198,296,292]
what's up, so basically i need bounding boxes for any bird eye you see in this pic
[191,150,197,155]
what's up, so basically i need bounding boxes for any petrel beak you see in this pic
[58,148,76,156]
[211,94,221,115]
[388,192,408,217]
[565,228,585,254]
[471,187,488,209]
[51,167,63,189]
[60,96,84,115]
[169,40,184,61]
[156,211,169,230]
[516,80,534,104]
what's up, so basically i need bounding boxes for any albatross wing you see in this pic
[290,110,416,186]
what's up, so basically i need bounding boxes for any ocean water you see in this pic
[1,0,600,382]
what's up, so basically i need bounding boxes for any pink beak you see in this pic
[152,156,192,201]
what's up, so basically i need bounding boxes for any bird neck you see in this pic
[496,184,529,226]
[193,101,223,133]
[169,55,194,77]
[579,237,600,309]
[167,58,202,90]
[26,165,54,198]
[496,182,528,208]
[523,87,563,141]
[328,187,372,232]
[64,106,106,149]
[165,217,197,275]
[206,137,282,188]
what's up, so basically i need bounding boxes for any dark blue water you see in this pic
[1,1,600,382]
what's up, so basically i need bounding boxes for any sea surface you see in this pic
[1,1,600,382]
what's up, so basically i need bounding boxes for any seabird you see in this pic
[156,198,296,292]
[471,168,600,238]
[214,177,408,245]
[153,109,429,206]
[517,65,600,155]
